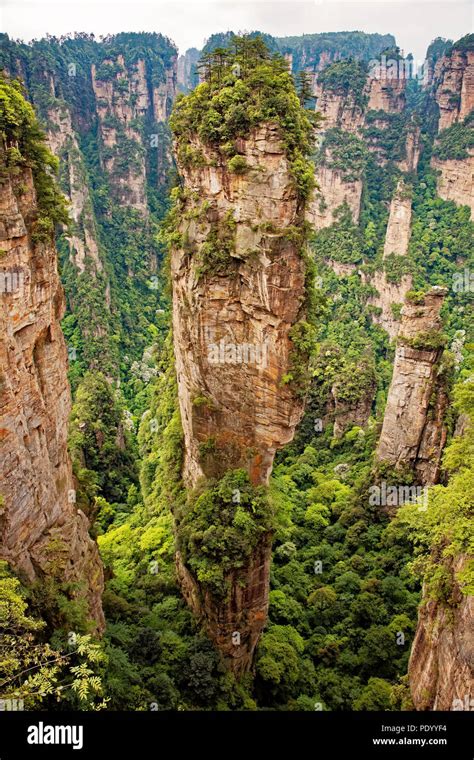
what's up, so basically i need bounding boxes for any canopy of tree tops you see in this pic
[170,36,318,199]
[201,31,395,66]
[0,74,68,238]
[317,60,368,108]
[0,32,177,96]
[452,33,474,53]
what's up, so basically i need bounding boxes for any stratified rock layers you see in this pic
[171,124,308,673]
[0,161,104,629]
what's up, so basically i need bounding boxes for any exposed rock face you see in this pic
[313,87,365,133]
[331,381,375,439]
[171,123,309,672]
[308,164,362,229]
[383,182,413,257]
[46,104,103,277]
[91,51,177,211]
[367,72,406,113]
[177,48,200,91]
[376,288,448,485]
[434,48,474,131]
[409,555,474,710]
[431,43,474,215]
[364,181,414,340]
[91,53,175,215]
[0,163,104,629]
[366,272,413,341]
[431,154,474,217]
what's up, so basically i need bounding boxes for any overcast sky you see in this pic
[1,0,472,61]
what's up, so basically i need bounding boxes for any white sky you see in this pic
[1,0,472,61]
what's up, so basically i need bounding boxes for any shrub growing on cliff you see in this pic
[0,74,69,239]
[175,469,274,597]
[169,35,319,202]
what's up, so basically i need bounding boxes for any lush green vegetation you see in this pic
[1,30,473,714]
[318,128,368,182]
[433,111,474,161]
[171,36,319,201]
[318,60,368,108]
[0,74,69,239]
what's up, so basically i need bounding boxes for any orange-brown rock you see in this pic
[46,103,103,277]
[0,160,104,629]
[431,154,474,217]
[308,164,362,229]
[367,72,407,113]
[409,556,474,710]
[376,288,448,484]
[434,48,474,131]
[171,123,310,672]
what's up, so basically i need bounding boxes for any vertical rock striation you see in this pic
[171,124,309,673]
[409,555,474,710]
[0,94,104,628]
[376,287,448,485]
[168,46,315,673]
[431,36,474,216]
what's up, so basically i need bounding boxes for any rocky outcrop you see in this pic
[91,51,177,212]
[409,555,474,710]
[431,153,474,217]
[434,47,474,131]
[171,123,309,672]
[91,56,148,215]
[365,181,413,339]
[331,381,375,439]
[431,40,474,215]
[177,48,200,91]
[313,86,365,132]
[366,271,413,341]
[308,164,362,229]
[0,158,104,628]
[367,71,407,113]
[46,104,103,276]
[383,182,412,257]
[375,288,448,485]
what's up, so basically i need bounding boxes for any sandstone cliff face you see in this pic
[171,123,309,672]
[383,182,413,257]
[91,51,177,213]
[431,44,474,215]
[409,555,474,710]
[366,181,413,339]
[0,162,104,628]
[376,288,447,484]
[331,381,375,439]
[431,153,474,217]
[434,48,474,131]
[310,65,409,228]
[367,72,407,113]
[366,271,413,341]
[46,103,103,277]
[91,56,148,215]
[307,164,363,229]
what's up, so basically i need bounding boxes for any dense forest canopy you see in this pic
[0,27,472,713]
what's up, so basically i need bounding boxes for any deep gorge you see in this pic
[0,28,472,712]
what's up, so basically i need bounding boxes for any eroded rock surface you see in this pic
[0,162,104,629]
[171,123,309,672]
